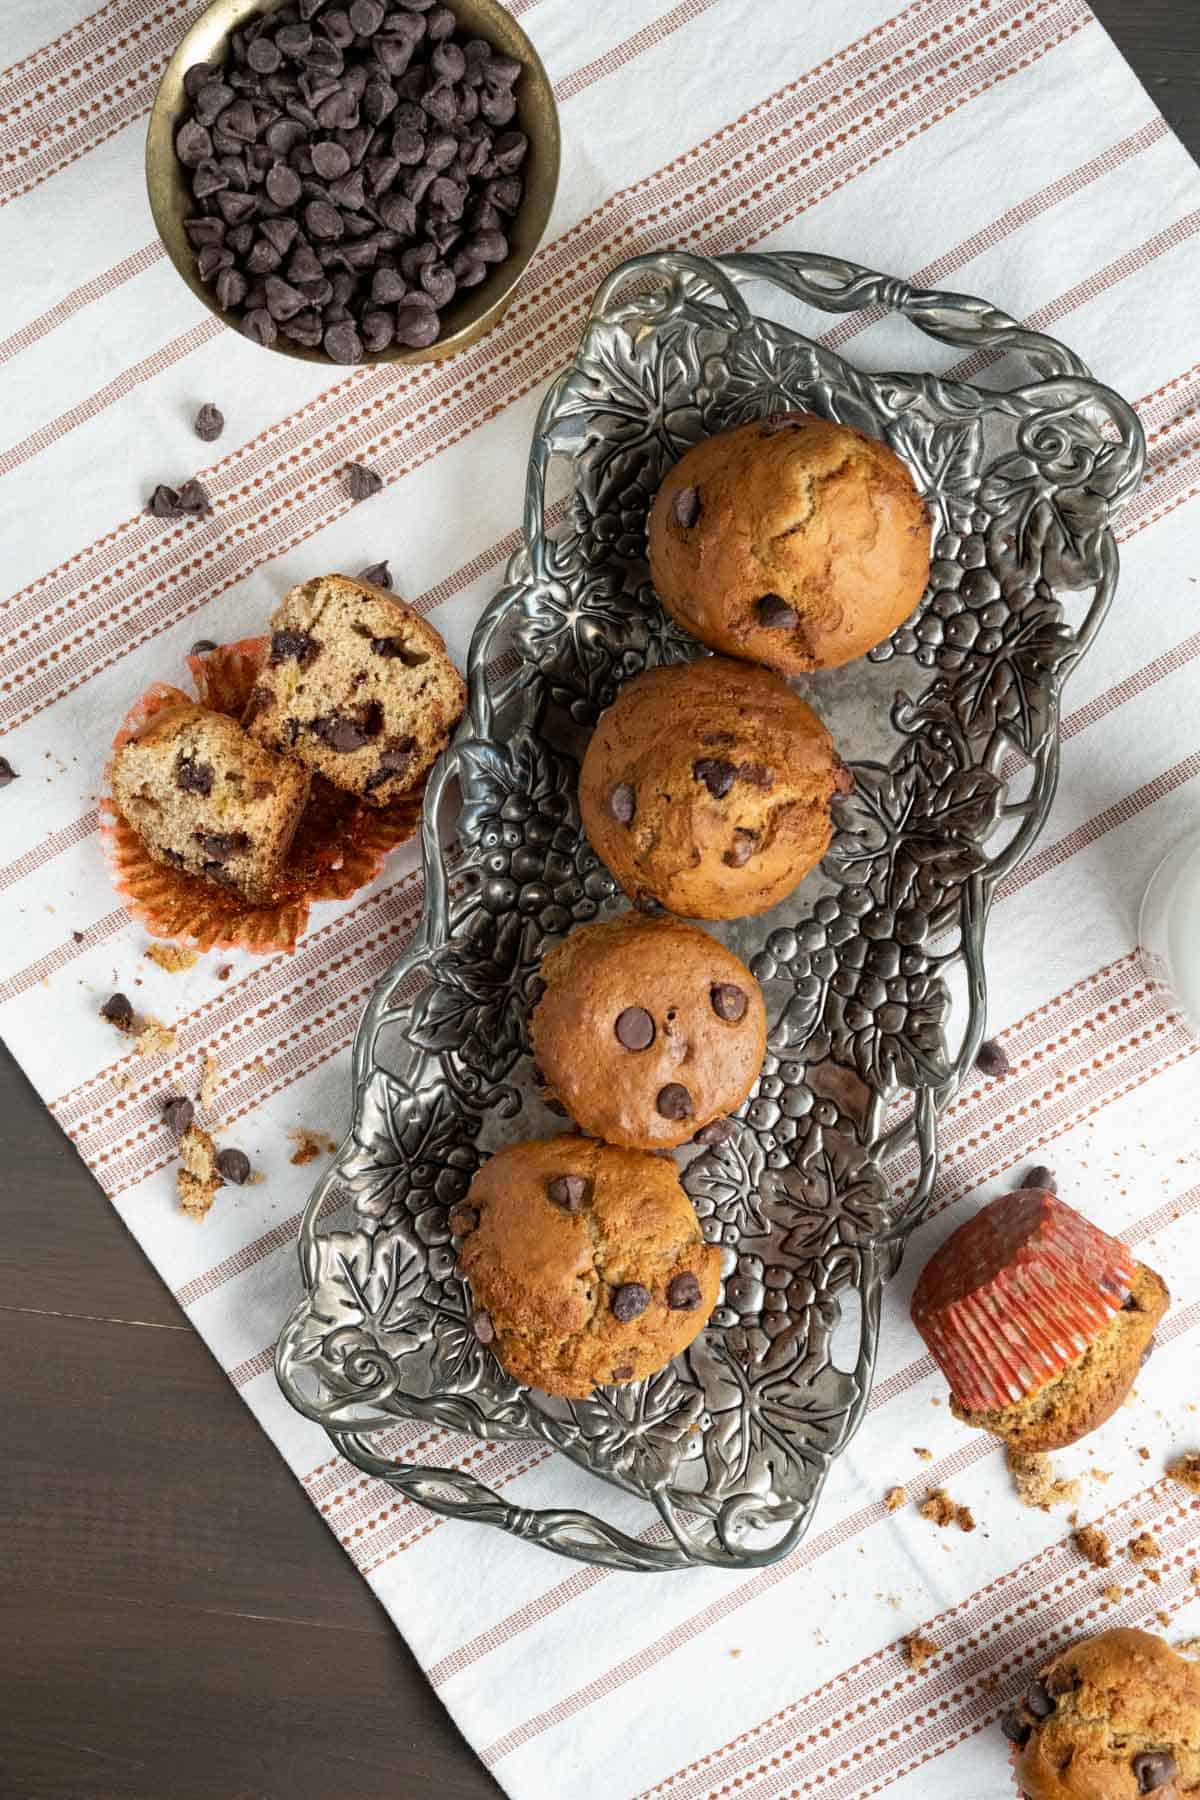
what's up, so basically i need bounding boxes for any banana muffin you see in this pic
[245,573,466,807]
[112,701,310,904]
[579,655,851,919]
[647,413,930,672]
[455,1135,721,1398]
[528,912,767,1150]
[1004,1629,1200,1797]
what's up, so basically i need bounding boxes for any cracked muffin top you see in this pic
[578,655,851,919]
[454,1135,721,1398]
[647,412,930,672]
[1005,1628,1200,1798]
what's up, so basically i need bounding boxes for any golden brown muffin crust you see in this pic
[457,1136,721,1398]
[579,656,850,919]
[528,912,767,1149]
[1008,1629,1200,1798]
[647,414,930,672]
[953,1262,1169,1453]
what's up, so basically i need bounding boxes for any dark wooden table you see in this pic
[3,6,1197,1795]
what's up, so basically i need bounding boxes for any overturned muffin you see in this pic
[529,912,767,1150]
[245,574,466,807]
[455,1136,721,1398]
[912,1189,1168,1454]
[112,702,310,903]
[579,656,851,918]
[648,413,930,672]
[1003,1628,1200,1797]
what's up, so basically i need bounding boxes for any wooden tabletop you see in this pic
[3,5,1197,1795]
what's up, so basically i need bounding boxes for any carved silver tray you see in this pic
[275,249,1144,1571]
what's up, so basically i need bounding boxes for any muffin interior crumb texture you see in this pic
[177,1124,222,1219]
[244,575,466,807]
[1074,1524,1113,1569]
[919,1487,976,1532]
[1008,1448,1083,1510]
[145,941,199,972]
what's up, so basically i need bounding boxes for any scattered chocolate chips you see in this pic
[656,1082,693,1121]
[189,639,217,656]
[1133,1753,1177,1794]
[216,1147,251,1185]
[176,479,212,516]
[355,560,392,588]
[163,1096,195,1136]
[546,1174,589,1212]
[614,1006,655,1051]
[609,782,636,825]
[1023,1681,1054,1720]
[270,629,318,665]
[723,829,757,869]
[693,1118,732,1146]
[447,1203,478,1235]
[100,992,133,1031]
[146,484,183,518]
[1000,1712,1031,1747]
[470,1308,495,1345]
[0,756,16,788]
[346,462,383,501]
[666,1272,702,1312]
[193,402,224,441]
[1023,1164,1056,1193]
[175,755,214,796]
[692,757,737,799]
[72,930,85,944]
[710,983,748,1022]
[611,1282,651,1322]
[976,1037,1010,1078]
[672,484,701,529]
[756,593,798,630]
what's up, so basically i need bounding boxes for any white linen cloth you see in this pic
[3,1,1200,1794]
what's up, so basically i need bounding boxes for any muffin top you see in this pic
[1006,1629,1200,1798]
[647,413,930,672]
[455,1135,721,1399]
[579,656,850,919]
[529,912,767,1150]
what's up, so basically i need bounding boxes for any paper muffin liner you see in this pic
[100,639,423,955]
[910,1189,1137,1415]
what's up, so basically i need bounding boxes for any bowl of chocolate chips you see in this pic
[146,0,560,364]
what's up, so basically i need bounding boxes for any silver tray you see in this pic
[275,249,1144,1572]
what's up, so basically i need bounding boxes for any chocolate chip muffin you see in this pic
[245,573,466,807]
[1004,1629,1200,1797]
[455,1135,721,1398]
[647,413,930,672]
[112,701,310,903]
[528,912,767,1150]
[578,655,851,919]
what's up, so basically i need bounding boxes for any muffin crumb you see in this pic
[1167,1452,1200,1494]
[1008,1448,1082,1510]
[1129,1531,1161,1563]
[902,1632,941,1671]
[1102,1583,1125,1603]
[1074,1524,1112,1568]
[913,1446,933,1462]
[289,1127,338,1166]
[177,1124,221,1219]
[145,941,199,973]
[884,1485,906,1513]
[198,1052,222,1110]
[134,1017,177,1058]
[919,1488,975,1532]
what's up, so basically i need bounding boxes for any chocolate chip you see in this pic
[216,1147,251,1185]
[756,593,798,630]
[672,484,700,529]
[1133,1753,1177,1793]
[611,1364,634,1382]
[611,1283,651,1322]
[614,1006,655,1051]
[176,120,213,167]
[355,560,391,588]
[309,713,378,751]
[1000,1712,1031,1747]
[346,461,383,501]
[270,628,318,665]
[1023,1681,1054,1720]
[175,479,211,515]
[193,829,249,861]
[737,762,773,788]
[193,402,225,441]
[324,320,364,363]
[394,304,440,348]
[0,756,17,788]
[723,829,757,869]
[100,992,133,1031]
[175,755,214,796]
[241,308,277,347]
[447,1203,478,1235]
[692,757,737,799]
[609,782,635,825]
[363,746,415,791]
[163,1096,195,1136]
[147,484,183,518]
[976,1038,1010,1078]
[710,983,748,1022]
[1023,1165,1056,1193]
[547,1175,590,1212]
[656,1083,693,1121]
[667,1272,702,1312]
[693,1118,732,1146]
[470,1309,495,1344]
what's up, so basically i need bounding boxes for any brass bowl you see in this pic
[145,0,560,366]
